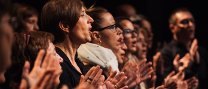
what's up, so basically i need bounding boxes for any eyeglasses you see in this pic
[123,29,136,34]
[180,18,195,25]
[96,24,118,31]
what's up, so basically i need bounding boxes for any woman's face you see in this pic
[112,28,127,65]
[72,7,94,44]
[137,32,147,59]
[116,41,128,65]
[120,20,137,52]
[24,15,39,32]
[98,12,121,52]
[0,14,13,83]
[47,41,63,84]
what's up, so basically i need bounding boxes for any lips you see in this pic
[132,40,137,47]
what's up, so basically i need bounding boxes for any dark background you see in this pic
[13,0,208,50]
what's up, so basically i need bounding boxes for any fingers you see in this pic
[190,39,198,57]
[175,72,185,81]
[191,39,198,52]
[156,85,165,89]
[20,61,31,89]
[61,85,68,89]
[91,69,103,85]
[120,86,128,89]
[186,76,199,89]
[150,73,157,88]
[124,75,135,86]
[81,65,104,86]
[139,62,153,82]
[46,69,62,89]
[138,59,147,68]
[97,75,105,85]
[105,81,114,89]
[164,71,175,84]
[88,66,101,79]
[153,52,161,69]
[115,72,127,88]
[128,80,137,88]
[165,82,177,89]
[115,72,125,80]
[107,70,117,80]
[82,66,96,82]
[42,50,53,69]
[32,70,54,89]
[166,71,175,79]
[80,75,85,83]
[173,54,180,66]
[22,61,30,77]
[34,50,45,68]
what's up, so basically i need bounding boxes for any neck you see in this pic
[173,35,192,49]
[56,36,80,62]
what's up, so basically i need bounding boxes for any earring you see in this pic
[98,40,102,45]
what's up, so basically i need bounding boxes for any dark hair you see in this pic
[87,7,109,31]
[41,0,82,43]
[115,17,132,29]
[24,31,54,69]
[11,3,38,33]
[1,33,26,89]
[169,8,193,24]
[116,4,134,17]
[0,0,12,76]
[0,0,11,20]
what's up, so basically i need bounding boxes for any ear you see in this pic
[59,22,70,33]
[91,31,102,44]
[169,23,176,33]
[91,31,101,39]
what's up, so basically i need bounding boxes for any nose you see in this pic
[132,31,137,38]
[87,15,94,23]
[34,24,39,31]
[188,20,194,27]
[116,27,123,35]
[122,43,127,50]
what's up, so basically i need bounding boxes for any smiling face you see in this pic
[120,19,137,52]
[71,7,94,44]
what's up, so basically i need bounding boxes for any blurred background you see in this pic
[12,0,208,50]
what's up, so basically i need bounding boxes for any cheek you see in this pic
[0,74,5,83]
[24,23,34,31]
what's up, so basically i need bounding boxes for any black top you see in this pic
[156,40,208,89]
[56,47,88,89]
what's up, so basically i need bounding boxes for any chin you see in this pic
[86,37,92,42]
[130,48,137,52]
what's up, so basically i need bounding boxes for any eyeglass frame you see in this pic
[122,29,136,34]
[96,24,119,31]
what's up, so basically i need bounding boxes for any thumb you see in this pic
[80,75,85,83]
[173,54,180,67]
[22,61,30,77]
[174,54,180,62]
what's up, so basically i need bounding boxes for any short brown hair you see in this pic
[169,8,193,25]
[24,31,54,69]
[41,0,82,43]
[11,3,38,33]
[87,7,109,31]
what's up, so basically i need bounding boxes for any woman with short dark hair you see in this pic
[41,0,94,88]
[11,3,39,33]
